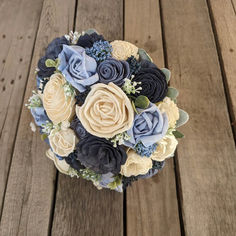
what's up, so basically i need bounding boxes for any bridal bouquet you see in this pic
[27,29,189,192]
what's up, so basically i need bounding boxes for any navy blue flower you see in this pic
[77,32,105,48]
[65,150,85,172]
[97,58,130,86]
[76,135,127,174]
[133,60,168,103]
[37,56,55,78]
[70,117,89,139]
[45,36,69,59]
[37,36,69,78]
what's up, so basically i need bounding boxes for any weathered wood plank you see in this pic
[125,0,181,235]
[161,0,236,235]
[51,1,124,236]
[207,0,236,134]
[0,0,44,214]
[0,0,75,235]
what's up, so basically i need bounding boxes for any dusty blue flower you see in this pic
[124,103,168,148]
[135,142,157,157]
[85,40,112,62]
[30,107,49,127]
[58,45,99,92]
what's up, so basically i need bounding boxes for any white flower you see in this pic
[151,135,178,161]
[77,82,134,138]
[110,40,139,60]
[120,149,152,177]
[46,149,70,174]
[43,73,75,125]
[48,127,76,157]
[158,97,179,128]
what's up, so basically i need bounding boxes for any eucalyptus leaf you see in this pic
[55,58,60,68]
[138,48,153,62]
[176,109,189,128]
[85,28,99,35]
[167,87,179,100]
[161,68,171,83]
[45,59,56,68]
[135,95,150,109]
[41,133,48,141]
[131,100,138,114]
[172,130,184,139]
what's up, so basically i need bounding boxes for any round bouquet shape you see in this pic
[27,29,189,192]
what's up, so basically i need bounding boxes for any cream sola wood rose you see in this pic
[48,122,77,157]
[76,82,134,138]
[110,40,139,60]
[151,135,178,162]
[158,97,179,128]
[46,149,70,174]
[120,149,153,177]
[43,73,76,124]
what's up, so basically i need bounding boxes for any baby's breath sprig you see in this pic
[110,132,131,147]
[63,82,76,99]
[25,90,42,109]
[41,121,54,135]
[107,175,122,190]
[65,31,81,44]
[68,167,101,182]
[167,128,176,135]
[122,75,142,95]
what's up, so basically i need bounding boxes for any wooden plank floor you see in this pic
[0,0,235,235]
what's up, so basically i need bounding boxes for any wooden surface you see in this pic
[162,0,236,235]
[0,0,235,235]
[0,0,44,214]
[207,0,236,134]
[51,1,124,236]
[125,0,181,235]
[0,0,75,235]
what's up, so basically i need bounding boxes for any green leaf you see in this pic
[138,48,153,62]
[131,100,138,114]
[41,133,48,141]
[54,58,60,68]
[135,95,150,109]
[167,87,179,100]
[176,109,189,128]
[161,68,171,83]
[45,59,56,68]
[173,130,184,138]
[85,28,99,35]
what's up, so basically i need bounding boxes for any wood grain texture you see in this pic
[0,0,75,235]
[0,0,44,214]
[125,0,181,235]
[51,1,124,236]
[207,0,236,134]
[161,0,236,235]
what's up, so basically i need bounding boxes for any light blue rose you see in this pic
[58,45,99,92]
[124,103,168,148]
[30,107,49,127]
